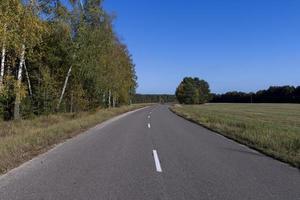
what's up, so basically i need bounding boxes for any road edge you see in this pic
[169,106,300,170]
[0,106,151,180]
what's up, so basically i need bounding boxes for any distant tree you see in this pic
[133,94,176,104]
[175,77,211,104]
[295,86,300,102]
[211,85,300,103]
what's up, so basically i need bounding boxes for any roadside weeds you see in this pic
[170,104,300,168]
[0,104,149,174]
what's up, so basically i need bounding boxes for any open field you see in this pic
[0,104,150,174]
[171,103,300,167]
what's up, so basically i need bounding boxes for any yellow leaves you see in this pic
[0,0,47,50]
[18,8,46,49]
[0,75,27,101]
[0,76,13,98]
[14,81,28,102]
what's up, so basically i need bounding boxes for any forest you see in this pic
[212,85,300,103]
[0,0,137,120]
[133,94,176,104]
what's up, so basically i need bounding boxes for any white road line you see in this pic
[153,150,162,172]
[148,123,151,128]
[148,115,151,119]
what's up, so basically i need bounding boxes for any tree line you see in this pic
[0,0,137,120]
[133,94,176,104]
[211,86,300,103]
[174,77,300,104]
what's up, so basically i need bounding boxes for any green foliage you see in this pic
[212,85,300,103]
[133,94,176,104]
[0,76,17,120]
[176,77,211,104]
[0,0,137,120]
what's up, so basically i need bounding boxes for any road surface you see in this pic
[0,105,299,200]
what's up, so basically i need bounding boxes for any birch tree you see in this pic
[13,0,45,119]
[0,0,137,120]
[13,44,26,119]
[0,1,12,90]
[0,24,7,89]
[23,60,32,97]
[57,66,72,110]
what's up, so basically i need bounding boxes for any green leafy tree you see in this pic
[0,0,137,120]
[176,77,211,104]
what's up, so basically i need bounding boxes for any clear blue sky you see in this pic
[105,0,300,94]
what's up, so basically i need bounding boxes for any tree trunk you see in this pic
[112,94,116,108]
[102,92,106,107]
[37,65,41,115]
[0,43,6,87]
[57,66,72,111]
[43,84,47,112]
[0,24,7,89]
[108,90,111,108]
[24,60,32,97]
[14,44,26,120]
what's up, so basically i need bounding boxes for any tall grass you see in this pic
[0,104,149,174]
[171,104,300,167]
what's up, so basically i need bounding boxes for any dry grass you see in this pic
[171,103,300,167]
[0,104,149,174]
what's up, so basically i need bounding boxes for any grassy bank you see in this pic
[171,103,300,167]
[0,104,149,174]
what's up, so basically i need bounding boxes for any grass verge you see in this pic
[170,103,300,168]
[0,104,150,174]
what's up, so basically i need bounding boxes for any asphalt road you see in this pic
[0,105,299,200]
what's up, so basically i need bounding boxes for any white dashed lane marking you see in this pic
[153,150,162,172]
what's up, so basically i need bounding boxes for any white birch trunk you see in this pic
[108,90,111,108]
[57,66,72,110]
[0,44,6,86]
[24,61,32,97]
[0,24,7,88]
[14,44,26,120]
